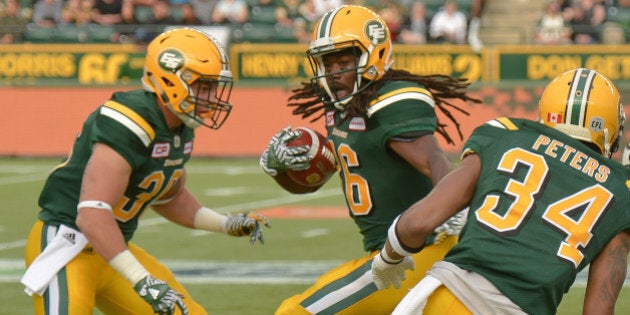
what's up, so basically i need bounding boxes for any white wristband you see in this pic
[109,250,150,285]
[387,215,417,257]
[379,247,402,264]
[77,200,112,212]
[193,206,228,233]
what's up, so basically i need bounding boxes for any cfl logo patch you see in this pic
[589,117,604,132]
[366,21,386,43]
[158,49,184,72]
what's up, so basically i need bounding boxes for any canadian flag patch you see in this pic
[547,112,563,123]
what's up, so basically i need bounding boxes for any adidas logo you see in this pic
[63,232,76,245]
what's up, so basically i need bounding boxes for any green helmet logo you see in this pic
[158,49,185,72]
[365,20,386,43]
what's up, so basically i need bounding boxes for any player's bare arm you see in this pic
[75,142,132,261]
[386,154,480,259]
[152,185,202,228]
[583,230,630,315]
[388,133,453,185]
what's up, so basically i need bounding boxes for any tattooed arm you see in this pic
[583,230,630,315]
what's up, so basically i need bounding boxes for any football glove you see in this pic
[260,126,312,176]
[371,251,415,290]
[133,275,188,315]
[432,208,468,244]
[224,212,271,244]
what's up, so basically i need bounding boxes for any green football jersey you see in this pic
[38,90,194,242]
[446,117,630,314]
[326,80,438,251]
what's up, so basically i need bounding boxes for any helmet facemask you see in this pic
[178,72,233,129]
[308,45,374,109]
[307,5,393,110]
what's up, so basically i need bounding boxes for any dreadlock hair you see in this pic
[288,69,481,145]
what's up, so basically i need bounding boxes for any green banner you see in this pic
[230,43,485,84]
[0,44,144,86]
[4,43,630,86]
[495,45,630,82]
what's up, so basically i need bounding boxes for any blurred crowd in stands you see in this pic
[0,0,628,45]
[534,0,627,44]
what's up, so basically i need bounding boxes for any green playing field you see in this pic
[1,157,628,314]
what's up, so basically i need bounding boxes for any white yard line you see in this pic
[0,258,619,286]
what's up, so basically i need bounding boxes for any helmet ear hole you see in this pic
[162,77,175,87]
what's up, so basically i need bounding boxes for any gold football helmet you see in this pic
[142,28,233,129]
[307,5,393,108]
[539,68,624,157]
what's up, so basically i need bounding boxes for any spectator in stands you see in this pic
[535,0,572,44]
[565,0,606,44]
[298,0,319,24]
[170,0,199,24]
[134,0,176,43]
[429,0,467,44]
[189,0,217,24]
[276,0,301,28]
[310,0,343,17]
[91,0,132,43]
[61,0,94,25]
[32,0,63,27]
[177,2,201,25]
[398,1,428,44]
[292,17,311,42]
[91,0,133,25]
[376,0,403,42]
[211,0,248,25]
[0,0,28,43]
[468,0,483,51]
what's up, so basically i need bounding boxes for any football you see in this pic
[285,127,337,187]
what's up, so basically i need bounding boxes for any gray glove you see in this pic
[260,126,312,176]
[224,212,271,244]
[371,251,415,290]
[133,275,188,315]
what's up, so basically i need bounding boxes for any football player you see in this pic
[373,68,630,315]
[22,28,270,315]
[260,5,479,314]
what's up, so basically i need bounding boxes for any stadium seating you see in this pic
[239,23,276,42]
[23,23,56,43]
[607,7,630,40]
[134,6,154,24]
[248,5,278,25]
[55,24,86,43]
[86,24,117,43]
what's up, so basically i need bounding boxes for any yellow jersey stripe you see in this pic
[460,148,476,161]
[367,87,434,117]
[101,101,155,147]
[486,117,519,131]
